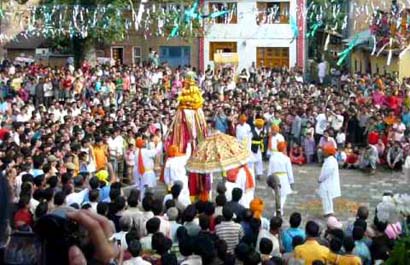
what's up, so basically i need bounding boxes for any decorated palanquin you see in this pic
[164,74,210,201]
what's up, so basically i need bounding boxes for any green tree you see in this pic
[307,0,347,64]
[38,0,197,66]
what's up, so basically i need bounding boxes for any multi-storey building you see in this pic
[202,0,306,72]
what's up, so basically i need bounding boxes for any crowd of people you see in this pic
[0,56,409,265]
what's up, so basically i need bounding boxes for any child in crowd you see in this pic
[290,143,306,165]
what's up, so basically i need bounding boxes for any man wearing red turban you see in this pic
[358,132,379,174]
[133,137,163,200]
[267,142,294,216]
[164,143,192,207]
[318,143,341,216]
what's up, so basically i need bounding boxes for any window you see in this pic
[209,42,237,61]
[256,1,290,24]
[208,2,237,24]
[256,47,289,68]
[133,47,141,64]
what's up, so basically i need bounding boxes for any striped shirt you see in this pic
[215,221,244,253]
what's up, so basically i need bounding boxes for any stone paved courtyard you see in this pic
[130,164,409,228]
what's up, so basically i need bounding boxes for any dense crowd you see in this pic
[0,56,409,265]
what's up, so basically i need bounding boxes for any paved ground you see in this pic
[129,164,409,227]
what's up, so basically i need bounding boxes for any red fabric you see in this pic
[346,154,358,164]
[0,128,10,140]
[137,149,145,175]
[368,131,379,145]
[14,209,33,227]
[226,165,255,189]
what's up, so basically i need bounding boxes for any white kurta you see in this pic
[318,156,341,215]
[225,167,255,208]
[236,123,252,151]
[267,133,285,154]
[268,152,294,197]
[164,144,192,207]
[134,143,163,196]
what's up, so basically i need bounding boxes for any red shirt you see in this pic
[14,209,33,227]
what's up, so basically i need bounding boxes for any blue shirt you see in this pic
[214,116,228,133]
[402,112,410,127]
[281,227,306,253]
[83,185,111,202]
[353,240,371,265]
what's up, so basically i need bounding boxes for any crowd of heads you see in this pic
[0,58,409,264]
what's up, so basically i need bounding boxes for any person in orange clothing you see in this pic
[384,110,396,126]
[93,135,109,172]
[289,143,306,165]
[294,221,330,264]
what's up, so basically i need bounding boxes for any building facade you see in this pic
[203,0,305,72]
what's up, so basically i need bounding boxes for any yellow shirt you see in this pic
[93,145,108,171]
[294,239,330,265]
[338,255,362,265]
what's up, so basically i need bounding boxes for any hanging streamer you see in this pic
[386,38,393,66]
[289,15,299,44]
[337,35,359,66]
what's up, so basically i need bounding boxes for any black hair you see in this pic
[204,202,215,216]
[232,188,243,202]
[259,238,273,255]
[152,232,172,255]
[142,196,153,211]
[306,221,320,237]
[215,194,226,207]
[114,196,126,212]
[128,240,142,257]
[97,202,109,216]
[146,217,161,234]
[53,191,66,206]
[329,237,343,253]
[162,253,178,265]
[171,184,182,199]
[89,176,100,189]
[353,219,367,232]
[289,212,302,228]
[127,189,139,208]
[33,174,45,187]
[151,199,163,216]
[352,226,365,241]
[343,236,356,253]
[46,176,58,188]
[183,205,197,223]
[109,187,121,202]
[89,189,99,202]
[82,204,92,210]
[21,174,34,183]
[222,205,233,221]
[165,199,176,210]
[125,228,139,245]
[269,216,282,231]
[199,214,210,230]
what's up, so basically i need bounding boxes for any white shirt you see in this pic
[113,231,128,250]
[256,229,281,257]
[315,113,328,135]
[336,132,346,145]
[268,133,285,153]
[318,156,341,200]
[268,152,293,197]
[330,114,344,131]
[66,189,89,206]
[123,256,151,265]
[108,136,125,157]
[318,62,327,77]
[236,123,252,148]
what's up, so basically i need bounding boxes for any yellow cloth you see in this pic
[338,255,362,265]
[294,240,330,265]
[93,145,108,170]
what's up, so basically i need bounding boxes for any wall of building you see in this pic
[110,35,200,68]
[204,0,298,71]
[399,51,410,80]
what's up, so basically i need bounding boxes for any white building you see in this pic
[204,0,302,72]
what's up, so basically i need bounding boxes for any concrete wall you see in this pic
[204,0,297,71]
